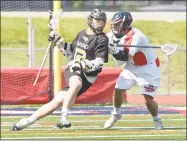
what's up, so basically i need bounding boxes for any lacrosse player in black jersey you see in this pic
[12,9,108,130]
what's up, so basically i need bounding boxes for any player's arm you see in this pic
[56,39,73,57]
[83,35,109,73]
[112,35,147,62]
[48,31,76,58]
[112,49,130,61]
[105,32,114,55]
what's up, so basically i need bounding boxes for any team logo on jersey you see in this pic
[82,36,88,42]
[76,41,89,49]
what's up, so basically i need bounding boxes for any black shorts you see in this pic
[62,66,92,96]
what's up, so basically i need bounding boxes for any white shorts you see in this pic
[115,62,161,98]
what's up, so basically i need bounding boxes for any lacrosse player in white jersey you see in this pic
[104,11,164,130]
[12,9,108,131]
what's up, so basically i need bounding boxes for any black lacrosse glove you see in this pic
[71,60,87,72]
[48,31,61,43]
[113,50,129,61]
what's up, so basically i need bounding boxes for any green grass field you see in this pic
[1,17,186,93]
[1,114,186,140]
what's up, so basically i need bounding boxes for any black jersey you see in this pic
[70,29,108,76]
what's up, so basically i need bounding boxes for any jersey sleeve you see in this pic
[57,32,80,60]
[129,35,149,56]
[94,35,109,63]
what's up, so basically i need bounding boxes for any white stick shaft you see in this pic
[33,41,53,87]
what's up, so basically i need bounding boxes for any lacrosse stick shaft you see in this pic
[113,44,161,49]
[33,41,53,87]
[112,43,179,56]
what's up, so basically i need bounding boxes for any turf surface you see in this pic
[1,114,186,140]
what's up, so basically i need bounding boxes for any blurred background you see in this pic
[1,0,186,12]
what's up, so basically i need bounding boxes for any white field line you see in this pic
[1,118,186,124]
[2,126,186,130]
[2,119,186,128]
[1,134,186,140]
[2,114,185,118]
[71,118,186,122]
[1,110,186,115]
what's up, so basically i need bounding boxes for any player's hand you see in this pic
[48,30,61,43]
[113,50,129,61]
[71,60,87,72]
[71,61,81,72]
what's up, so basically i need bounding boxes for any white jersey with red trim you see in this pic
[106,27,161,97]
[106,27,157,66]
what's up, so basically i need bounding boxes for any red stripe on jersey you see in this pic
[124,28,147,66]
[133,51,147,66]
[155,57,160,67]
[123,28,134,52]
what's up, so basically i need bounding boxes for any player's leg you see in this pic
[12,91,65,131]
[57,69,93,129]
[57,75,83,128]
[142,61,163,129]
[144,95,158,116]
[142,85,164,129]
[113,88,124,113]
[104,69,136,129]
[103,88,124,129]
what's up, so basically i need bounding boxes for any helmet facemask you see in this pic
[111,20,130,38]
[89,18,106,34]
[88,9,107,34]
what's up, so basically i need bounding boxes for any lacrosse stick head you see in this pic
[48,9,63,32]
[161,44,178,56]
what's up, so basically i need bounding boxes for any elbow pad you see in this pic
[113,50,129,61]
[84,58,104,73]
[56,38,73,57]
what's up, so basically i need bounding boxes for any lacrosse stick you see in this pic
[110,44,179,57]
[48,9,63,32]
[33,41,53,87]
[33,9,63,87]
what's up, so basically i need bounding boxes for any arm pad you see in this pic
[56,38,73,58]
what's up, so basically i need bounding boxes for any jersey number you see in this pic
[70,48,86,72]
[74,48,86,61]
